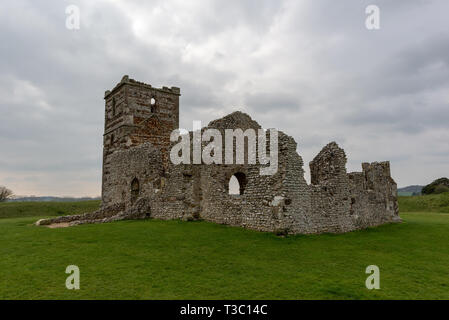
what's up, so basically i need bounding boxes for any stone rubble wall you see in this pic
[37,78,400,234]
[101,76,180,205]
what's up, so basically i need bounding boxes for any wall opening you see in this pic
[150,97,156,113]
[228,172,247,195]
[131,178,140,202]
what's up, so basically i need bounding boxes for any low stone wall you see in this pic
[36,200,149,227]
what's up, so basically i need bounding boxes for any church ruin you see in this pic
[37,76,400,234]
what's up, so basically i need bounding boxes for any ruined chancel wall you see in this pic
[37,77,400,233]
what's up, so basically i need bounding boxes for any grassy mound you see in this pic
[398,192,449,213]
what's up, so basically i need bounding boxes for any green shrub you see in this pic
[434,185,449,194]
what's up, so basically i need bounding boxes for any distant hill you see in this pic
[7,196,100,202]
[422,178,449,195]
[397,185,423,196]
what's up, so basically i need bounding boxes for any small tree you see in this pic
[0,186,13,202]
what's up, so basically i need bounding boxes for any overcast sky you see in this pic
[0,0,448,197]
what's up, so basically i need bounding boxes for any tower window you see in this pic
[150,97,156,113]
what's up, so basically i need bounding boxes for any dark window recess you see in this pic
[131,178,140,202]
[150,98,156,113]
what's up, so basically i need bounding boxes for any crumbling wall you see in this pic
[103,142,197,222]
[348,161,400,228]
[268,133,312,234]
[306,142,400,234]
[308,142,355,233]
[190,112,295,232]
[102,143,164,208]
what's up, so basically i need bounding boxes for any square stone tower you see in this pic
[101,75,181,203]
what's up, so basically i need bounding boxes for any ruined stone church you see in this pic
[37,76,400,234]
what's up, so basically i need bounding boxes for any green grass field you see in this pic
[0,200,101,219]
[1,194,449,299]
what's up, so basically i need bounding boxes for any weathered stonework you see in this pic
[36,77,400,233]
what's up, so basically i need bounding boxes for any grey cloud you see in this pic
[245,92,300,113]
[0,0,448,195]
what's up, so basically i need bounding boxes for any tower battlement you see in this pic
[104,75,180,99]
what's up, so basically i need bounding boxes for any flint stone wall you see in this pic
[37,78,400,234]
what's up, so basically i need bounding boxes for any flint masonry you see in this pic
[37,76,400,234]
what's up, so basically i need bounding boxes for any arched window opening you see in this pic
[131,178,140,202]
[228,172,247,195]
[150,97,156,113]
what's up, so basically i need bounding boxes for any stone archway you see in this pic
[228,172,247,195]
